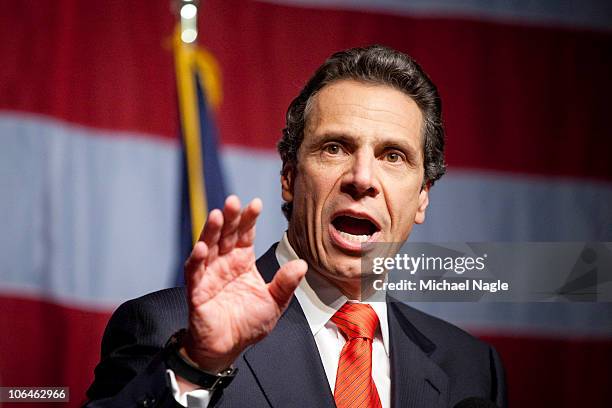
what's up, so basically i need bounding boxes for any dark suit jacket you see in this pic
[86,244,507,407]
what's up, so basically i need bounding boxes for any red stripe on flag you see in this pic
[0,0,177,141]
[0,296,111,408]
[480,333,612,407]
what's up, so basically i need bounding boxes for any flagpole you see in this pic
[175,0,208,244]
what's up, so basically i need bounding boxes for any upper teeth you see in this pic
[338,231,371,243]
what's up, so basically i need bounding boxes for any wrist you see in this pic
[181,331,236,374]
[164,329,238,391]
[175,373,201,394]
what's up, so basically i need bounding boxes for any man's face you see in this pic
[282,80,429,294]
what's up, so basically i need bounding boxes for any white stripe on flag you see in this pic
[0,113,179,309]
[414,169,612,242]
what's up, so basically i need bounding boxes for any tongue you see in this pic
[334,216,373,235]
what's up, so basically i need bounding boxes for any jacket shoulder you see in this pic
[103,287,188,350]
[87,287,187,401]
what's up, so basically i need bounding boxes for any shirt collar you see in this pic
[275,232,389,356]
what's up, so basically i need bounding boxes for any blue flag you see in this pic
[175,72,226,286]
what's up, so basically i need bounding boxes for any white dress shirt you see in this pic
[168,233,391,408]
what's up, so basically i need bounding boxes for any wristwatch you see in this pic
[164,329,238,391]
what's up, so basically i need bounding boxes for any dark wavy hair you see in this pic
[277,45,446,220]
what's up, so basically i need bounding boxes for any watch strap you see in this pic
[164,329,238,391]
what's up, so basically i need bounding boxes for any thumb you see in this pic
[268,259,307,310]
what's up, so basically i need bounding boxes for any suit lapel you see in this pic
[388,299,449,408]
[242,245,335,408]
[243,297,336,408]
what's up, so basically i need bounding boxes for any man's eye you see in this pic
[324,144,341,155]
[385,151,402,162]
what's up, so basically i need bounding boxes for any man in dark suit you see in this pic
[86,45,507,408]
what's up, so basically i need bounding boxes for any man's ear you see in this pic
[281,164,295,203]
[414,183,430,225]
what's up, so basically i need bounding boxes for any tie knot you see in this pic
[331,303,379,340]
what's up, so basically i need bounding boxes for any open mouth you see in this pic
[330,214,381,250]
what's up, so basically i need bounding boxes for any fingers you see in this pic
[218,195,243,255]
[236,198,262,248]
[198,196,262,256]
[186,195,261,298]
[184,241,208,290]
[199,208,224,253]
[268,259,308,310]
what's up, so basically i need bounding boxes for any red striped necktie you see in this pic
[331,303,382,408]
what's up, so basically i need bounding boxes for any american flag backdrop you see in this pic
[0,1,611,407]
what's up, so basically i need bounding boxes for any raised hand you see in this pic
[181,195,307,374]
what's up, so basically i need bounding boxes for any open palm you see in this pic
[182,196,306,373]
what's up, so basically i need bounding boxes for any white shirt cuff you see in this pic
[166,369,212,408]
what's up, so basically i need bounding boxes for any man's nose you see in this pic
[341,151,379,199]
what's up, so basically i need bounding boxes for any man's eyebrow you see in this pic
[310,132,357,147]
[316,132,353,142]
